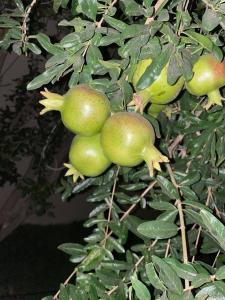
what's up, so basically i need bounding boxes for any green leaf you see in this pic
[184,30,213,52]
[148,201,176,211]
[80,247,105,272]
[185,209,204,227]
[124,216,149,241]
[53,0,62,12]
[137,220,178,239]
[179,171,201,186]
[33,33,62,54]
[165,258,197,281]
[121,0,145,16]
[195,283,220,298]
[145,263,166,291]
[180,186,198,201]
[131,274,151,300]
[152,256,183,295]
[161,24,179,45]
[144,0,153,8]
[192,273,211,288]
[59,284,69,300]
[157,176,179,199]
[104,15,128,32]
[215,265,225,280]
[181,50,193,81]
[78,0,97,20]
[136,47,171,90]
[214,281,225,296]
[202,9,220,32]
[102,260,131,270]
[184,200,211,212]
[88,284,98,300]
[27,42,41,55]
[216,135,225,166]
[200,209,225,251]
[96,268,120,286]
[167,55,182,85]
[27,65,65,90]
[108,237,125,253]
[14,0,24,12]
[157,210,178,222]
[58,243,87,256]
[60,33,81,48]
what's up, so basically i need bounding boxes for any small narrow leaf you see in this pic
[200,209,225,251]
[131,274,151,300]
[138,220,178,239]
[152,256,183,295]
[157,175,179,199]
[215,265,225,280]
[14,0,24,12]
[78,0,97,20]
[202,9,220,32]
[184,30,213,52]
[136,47,171,90]
[145,263,166,291]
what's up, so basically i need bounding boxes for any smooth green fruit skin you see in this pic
[186,54,225,96]
[101,112,155,167]
[132,59,184,105]
[62,85,110,136]
[69,134,111,177]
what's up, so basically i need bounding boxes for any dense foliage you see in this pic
[1,0,225,299]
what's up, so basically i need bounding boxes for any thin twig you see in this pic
[103,180,157,243]
[21,0,38,50]
[145,0,168,25]
[166,163,189,289]
[107,240,158,296]
[96,0,118,28]
[212,250,220,268]
[191,186,212,262]
[134,240,158,271]
[165,238,171,258]
[53,268,77,299]
[191,226,202,263]
[102,166,120,247]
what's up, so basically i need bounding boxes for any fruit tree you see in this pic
[1,0,225,299]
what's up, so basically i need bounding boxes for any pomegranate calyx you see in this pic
[142,146,169,177]
[64,163,85,183]
[127,92,149,114]
[39,88,64,115]
[204,89,223,110]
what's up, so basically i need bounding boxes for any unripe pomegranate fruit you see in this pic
[40,84,111,136]
[130,59,184,112]
[65,134,111,182]
[101,112,169,176]
[186,54,225,109]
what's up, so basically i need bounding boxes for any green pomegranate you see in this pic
[40,84,111,136]
[65,134,111,182]
[101,112,169,177]
[186,54,225,109]
[130,58,184,112]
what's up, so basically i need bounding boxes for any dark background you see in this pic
[0,3,95,298]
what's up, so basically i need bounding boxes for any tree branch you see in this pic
[166,163,189,289]
[21,0,38,51]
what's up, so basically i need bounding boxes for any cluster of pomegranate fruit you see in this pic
[131,53,225,116]
[39,53,225,182]
[40,85,168,181]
